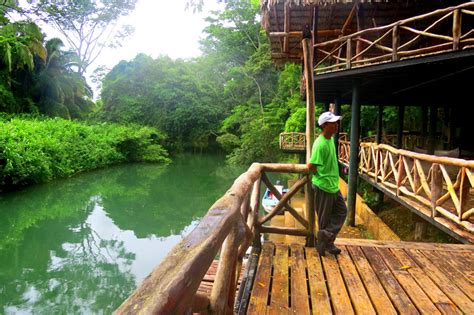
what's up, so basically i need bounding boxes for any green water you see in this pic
[0,154,245,314]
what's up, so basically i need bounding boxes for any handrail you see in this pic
[114,162,311,314]
[314,2,474,74]
[339,140,474,232]
[361,134,427,151]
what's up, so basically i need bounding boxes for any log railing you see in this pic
[279,132,306,151]
[314,2,474,74]
[114,163,312,314]
[339,140,474,233]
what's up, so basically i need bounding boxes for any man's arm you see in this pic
[307,163,316,173]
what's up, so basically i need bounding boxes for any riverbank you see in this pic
[0,116,170,191]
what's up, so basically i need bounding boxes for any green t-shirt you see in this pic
[309,135,339,193]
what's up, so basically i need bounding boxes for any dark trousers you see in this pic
[313,185,347,242]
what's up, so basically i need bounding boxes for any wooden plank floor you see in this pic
[247,239,474,314]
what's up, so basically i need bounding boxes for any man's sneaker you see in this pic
[326,243,341,255]
[316,230,333,256]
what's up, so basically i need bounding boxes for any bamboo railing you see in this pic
[314,2,474,74]
[339,140,474,233]
[114,163,313,314]
[279,132,306,151]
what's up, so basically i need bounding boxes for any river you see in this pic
[0,154,245,314]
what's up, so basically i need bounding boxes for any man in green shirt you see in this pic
[308,111,347,256]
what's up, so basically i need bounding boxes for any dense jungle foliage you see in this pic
[0,115,169,188]
[0,0,424,189]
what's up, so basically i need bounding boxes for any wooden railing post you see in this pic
[431,163,442,218]
[210,217,246,314]
[392,24,400,61]
[346,38,352,69]
[459,168,470,221]
[240,192,251,222]
[249,177,262,249]
[452,9,461,50]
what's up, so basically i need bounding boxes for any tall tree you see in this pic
[29,0,137,74]
[33,38,95,118]
[0,20,46,112]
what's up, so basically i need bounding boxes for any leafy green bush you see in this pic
[0,116,170,188]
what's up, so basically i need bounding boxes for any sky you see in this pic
[14,0,225,95]
[90,0,224,71]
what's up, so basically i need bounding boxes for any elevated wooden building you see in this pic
[263,0,474,243]
[113,1,474,314]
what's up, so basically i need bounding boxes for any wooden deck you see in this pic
[246,239,474,314]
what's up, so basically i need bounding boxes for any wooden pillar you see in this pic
[396,105,405,149]
[413,213,427,241]
[392,24,400,61]
[334,98,341,159]
[355,3,364,61]
[303,37,315,246]
[346,38,352,69]
[373,187,384,213]
[376,105,383,144]
[283,3,290,54]
[453,9,461,50]
[374,104,384,212]
[346,82,360,226]
[312,5,319,64]
[428,105,437,155]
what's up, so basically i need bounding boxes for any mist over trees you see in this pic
[99,0,306,162]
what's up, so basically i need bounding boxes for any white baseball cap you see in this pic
[318,111,341,126]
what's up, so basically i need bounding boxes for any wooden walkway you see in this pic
[247,239,474,314]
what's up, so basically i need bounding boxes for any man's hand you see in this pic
[307,163,316,173]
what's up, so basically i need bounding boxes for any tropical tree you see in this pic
[0,20,46,112]
[33,38,95,118]
[29,0,137,74]
[99,54,225,152]
[202,0,281,163]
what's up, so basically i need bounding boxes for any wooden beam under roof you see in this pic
[269,29,347,38]
[284,2,290,53]
[271,5,284,53]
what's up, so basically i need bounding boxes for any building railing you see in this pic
[280,132,306,151]
[314,2,474,74]
[114,163,313,314]
[361,134,425,151]
[339,140,474,232]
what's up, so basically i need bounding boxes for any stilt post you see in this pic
[303,37,316,246]
[346,82,360,226]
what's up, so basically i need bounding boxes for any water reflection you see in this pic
[0,154,244,313]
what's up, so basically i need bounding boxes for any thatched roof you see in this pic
[261,0,467,63]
